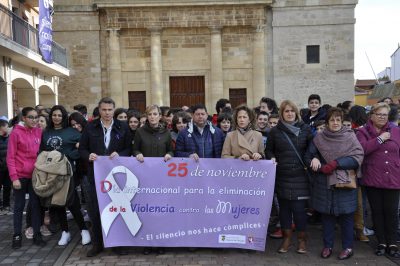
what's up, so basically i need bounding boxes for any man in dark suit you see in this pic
[79,97,131,257]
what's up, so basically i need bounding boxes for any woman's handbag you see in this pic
[334,169,357,189]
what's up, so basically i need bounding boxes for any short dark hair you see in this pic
[92,107,100,118]
[325,107,344,124]
[217,112,233,125]
[259,97,278,114]
[232,105,256,130]
[98,97,115,108]
[113,108,127,120]
[314,120,325,128]
[349,105,368,127]
[268,114,279,120]
[257,111,269,119]
[48,105,69,129]
[127,110,141,122]
[73,104,88,115]
[0,120,7,128]
[191,104,207,114]
[160,106,170,117]
[21,107,36,117]
[308,94,321,104]
[343,114,352,123]
[215,98,230,114]
[172,111,191,132]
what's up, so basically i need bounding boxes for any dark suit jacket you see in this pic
[79,118,131,182]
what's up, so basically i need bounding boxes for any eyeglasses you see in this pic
[373,113,388,118]
[26,116,39,120]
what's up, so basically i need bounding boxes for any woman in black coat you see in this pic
[132,104,173,255]
[266,100,313,254]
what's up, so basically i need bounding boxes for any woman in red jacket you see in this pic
[356,102,400,258]
[7,107,46,249]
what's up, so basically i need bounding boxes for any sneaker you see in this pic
[12,234,22,249]
[40,225,52,236]
[81,230,91,245]
[269,228,283,239]
[58,231,71,246]
[363,227,374,236]
[33,233,46,247]
[25,227,34,239]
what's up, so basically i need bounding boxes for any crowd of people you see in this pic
[0,94,399,260]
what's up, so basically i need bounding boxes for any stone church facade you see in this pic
[54,0,357,112]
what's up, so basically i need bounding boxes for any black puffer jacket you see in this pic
[265,120,313,200]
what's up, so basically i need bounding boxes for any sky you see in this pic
[355,0,400,79]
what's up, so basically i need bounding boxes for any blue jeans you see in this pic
[278,198,307,231]
[321,212,354,249]
[13,178,41,236]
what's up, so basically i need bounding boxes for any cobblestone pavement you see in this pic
[1,212,399,266]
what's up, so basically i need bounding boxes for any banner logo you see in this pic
[100,166,142,237]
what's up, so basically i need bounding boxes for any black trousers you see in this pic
[13,178,41,236]
[0,170,11,207]
[52,189,86,232]
[366,186,400,245]
[81,175,103,245]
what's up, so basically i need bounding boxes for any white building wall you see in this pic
[391,48,400,81]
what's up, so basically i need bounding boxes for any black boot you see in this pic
[87,243,104,257]
[33,233,46,247]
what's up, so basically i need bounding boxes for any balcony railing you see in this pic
[0,3,68,68]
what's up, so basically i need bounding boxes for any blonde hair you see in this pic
[145,104,161,116]
[370,102,390,116]
[279,100,301,122]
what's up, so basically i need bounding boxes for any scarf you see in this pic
[313,127,364,187]
[237,125,252,135]
[281,120,300,136]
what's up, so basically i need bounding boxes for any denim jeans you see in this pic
[13,178,41,236]
[278,198,308,231]
[321,212,354,249]
[81,175,103,245]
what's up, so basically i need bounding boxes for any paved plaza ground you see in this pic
[0,212,399,266]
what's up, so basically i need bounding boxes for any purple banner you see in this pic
[94,157,276,251]
[39,0,53,63]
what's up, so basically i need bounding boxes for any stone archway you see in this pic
[39,85,56,107]
[12,78,35,114]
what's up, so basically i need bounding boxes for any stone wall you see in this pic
[271,2,357,107]
[53,11,102,112]
[53,0,357,111]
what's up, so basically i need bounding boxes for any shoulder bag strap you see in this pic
[281,130,307,170]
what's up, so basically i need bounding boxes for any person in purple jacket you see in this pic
[356,102,400,258]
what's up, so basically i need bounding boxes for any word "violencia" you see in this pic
[132,203,175,213]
